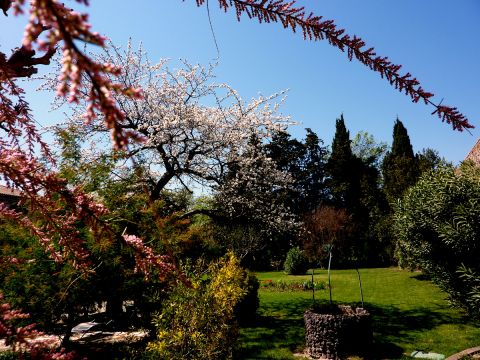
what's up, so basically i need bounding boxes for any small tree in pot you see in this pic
[302,206,372,359]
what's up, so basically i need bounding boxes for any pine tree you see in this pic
[382,119,420,203]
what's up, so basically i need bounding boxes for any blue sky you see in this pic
[1,1,479,164]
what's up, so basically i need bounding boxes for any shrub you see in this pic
[284,247,309,275]
[394,166,480,317]
[302,280,326,291]
[147,253,250,359]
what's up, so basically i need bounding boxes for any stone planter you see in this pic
[304,305,372,360]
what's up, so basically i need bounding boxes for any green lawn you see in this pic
[237,268,480,359]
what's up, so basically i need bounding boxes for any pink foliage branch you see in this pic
[194,0,473,132]
[0,293,76,359]
[0,1,176,277]
[10,0,143,149]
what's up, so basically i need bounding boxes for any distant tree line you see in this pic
[231,115,446,270]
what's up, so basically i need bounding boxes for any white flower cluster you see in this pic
[53,42,296,201]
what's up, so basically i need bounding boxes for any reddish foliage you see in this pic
[0,294,77,359]
[0,1,175,274]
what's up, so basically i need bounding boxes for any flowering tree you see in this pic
[0,294,75,359]
[0,1,175,276]
[0,2,174,352]
[47,42,297,232]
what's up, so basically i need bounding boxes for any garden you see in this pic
[239,268,480,359]
[0,1,479,360]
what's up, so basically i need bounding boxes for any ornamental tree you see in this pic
[394,166,480,317]
[47,42,297,235]
[265,128,329,214]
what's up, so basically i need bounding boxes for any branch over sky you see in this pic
[194,0,473,132]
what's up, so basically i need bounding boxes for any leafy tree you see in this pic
[417,148,449,174]
[394,166,480,317]
[351,131,388,169]
[382,119,420,203]
[303,206,355,266]
[297,128,329,212]
[326,117,389,265]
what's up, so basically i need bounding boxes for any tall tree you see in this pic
[326,116,389,265]
[382,119,420,203]
[299,129,329,212]
[326,115,360,212]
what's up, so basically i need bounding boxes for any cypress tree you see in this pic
[382,119,419,203]
[326,114,360,212]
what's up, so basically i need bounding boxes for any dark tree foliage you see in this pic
[417,148,448,174]
[326,115,389,266]
[382,119,420,203]
[326,115,362,214]
[265,128,328,214]
[300,129,330,212]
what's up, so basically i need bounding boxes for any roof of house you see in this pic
[465,139,480,166]
[0,185,22,197]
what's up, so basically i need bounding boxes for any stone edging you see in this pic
[445,346,480,360]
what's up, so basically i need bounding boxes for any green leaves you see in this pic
[394,166,480,317]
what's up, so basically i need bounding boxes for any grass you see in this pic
[237,268,480,359]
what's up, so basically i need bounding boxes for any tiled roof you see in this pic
[0,185,22,197]
[465,139,480,166]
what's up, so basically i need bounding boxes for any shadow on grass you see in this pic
[237,298,311,359]
[237,297,472,360]
[410,272,431,282]
[367,303,448,359]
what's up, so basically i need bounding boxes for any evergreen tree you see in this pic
[382,119,420,203]
[326,115,360,212]
[326,116,389,266]
[299,128,329,212]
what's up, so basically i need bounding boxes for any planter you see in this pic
[304,305,372,360]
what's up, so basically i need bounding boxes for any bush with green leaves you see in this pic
[146,253,254,359]
[394,165,480,317]
[284,246,309,275]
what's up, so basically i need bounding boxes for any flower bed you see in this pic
[260,279,326,291]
